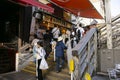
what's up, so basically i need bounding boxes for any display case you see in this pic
[42,13,73,29]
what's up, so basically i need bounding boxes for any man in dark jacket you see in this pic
[55,36,67,73]
[43,30,52,59]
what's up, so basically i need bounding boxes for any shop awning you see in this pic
[16,0,54,13]
[49,0,103,19]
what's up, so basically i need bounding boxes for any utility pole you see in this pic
[104,0,113,49]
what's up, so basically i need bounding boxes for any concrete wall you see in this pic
[100,49,120,72]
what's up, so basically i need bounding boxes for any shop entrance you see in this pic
[0,0,19,43]
[0,0,19,74]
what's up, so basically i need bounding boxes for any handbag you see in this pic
[39,57,49,70]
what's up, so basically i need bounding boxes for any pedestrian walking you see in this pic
[51,25,60,41]
[76,23,85,39]
[36,40,46,80]
[65,38,73,73]
[43,30,52,59]
[70,29,77,48]
[55,36,67,73]
[51,39,57,61]
[31,34,39,63]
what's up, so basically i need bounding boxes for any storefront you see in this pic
[0,0,54,74]
[30,4,73,38]
[0,0,21,73]
[0,0,32,73]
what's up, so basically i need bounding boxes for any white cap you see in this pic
[58,36,63,41]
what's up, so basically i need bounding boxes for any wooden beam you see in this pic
[104,0,112,49]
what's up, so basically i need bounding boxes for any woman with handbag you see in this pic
[36,40,46,80]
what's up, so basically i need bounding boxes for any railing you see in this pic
[72,28,98,80]
[18,44,32,71]
[98,24,120,48]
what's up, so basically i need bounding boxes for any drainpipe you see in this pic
[104,0,113,49]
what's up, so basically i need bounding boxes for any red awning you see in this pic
[50,0,103,19]
[17,0,54,13]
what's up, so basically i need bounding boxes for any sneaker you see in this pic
[60,65,64,69]
[56,69,61,73]
[59,65,62,68]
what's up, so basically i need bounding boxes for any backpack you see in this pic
[76,29,81,42]
[77,29,81,40]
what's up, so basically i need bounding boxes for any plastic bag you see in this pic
[39,57,49,70]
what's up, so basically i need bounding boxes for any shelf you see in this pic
[42,13,73,29]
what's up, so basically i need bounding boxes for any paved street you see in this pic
[0,71,36,80]
[0,71,110,80]
[92,75,109,80]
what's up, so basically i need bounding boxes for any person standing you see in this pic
[55,36,67,73]
[43,30,52,59]
[70,29,77,48]
[65,38,73,72]
[51,39,57,61]
[76,23,85,40]
[36,26,44,40]
[51,25,60,41]
[31,34,39,63]
[66,28,71,40]
[61,29,67,44]
[36,40,46,80]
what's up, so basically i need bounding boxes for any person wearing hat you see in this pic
[51,25,60,41]
[55,36,67,73]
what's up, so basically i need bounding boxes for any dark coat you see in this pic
[55,41,67,57]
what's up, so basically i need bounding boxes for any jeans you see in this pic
[36,59,43,80]
[56,56,65,71]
